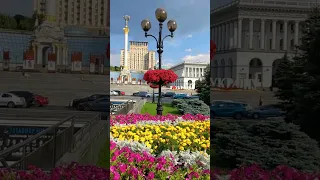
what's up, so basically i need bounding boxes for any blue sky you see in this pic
[110,0,210,67]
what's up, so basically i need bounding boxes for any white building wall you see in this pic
[211,0,310,89]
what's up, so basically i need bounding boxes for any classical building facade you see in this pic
[169,62,208,89]
[120,41,156,71]
[211,0,316,89]
[33,0,109,34]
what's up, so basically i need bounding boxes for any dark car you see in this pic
[164,92,176,97]
[138,92,148,97]
[210,101,252,119]
[77,97,110,111]
[184,95,199,100]
[247,104,285,119]
[8,91,35,107]
[132,91,140,96]
[69,94,109,108]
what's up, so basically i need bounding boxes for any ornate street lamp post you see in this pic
[141,8,177,115]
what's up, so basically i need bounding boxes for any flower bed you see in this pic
[110,114,210,179]
[211,164,320,180]
[0,163,110,179]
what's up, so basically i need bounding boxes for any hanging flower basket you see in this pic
[149,83,159,89]
[143,69,178,86]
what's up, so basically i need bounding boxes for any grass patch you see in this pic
[140,102,180,115]
[96,140,109,169]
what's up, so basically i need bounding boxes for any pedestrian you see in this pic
[259,96,263,106]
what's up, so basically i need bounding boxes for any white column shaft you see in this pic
[294,21,299,46]
[249,19,254,49]
[226,23,229,49]
[124,33,128,69]
[260,19,265,49]
[237,19,242,48]
[283,21,288,50]
[272,20,277,50]
[233,21,237,48]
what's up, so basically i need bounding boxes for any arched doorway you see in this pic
[226,58,233,78]
[188,80,192,89]
[249,58,262,83]
[42,46,51,68]
[212,60,218,79]
[219,59,225,78]
[272,59,282,87]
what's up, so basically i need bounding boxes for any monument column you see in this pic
[37,45,42,64]
[123,15,130,70]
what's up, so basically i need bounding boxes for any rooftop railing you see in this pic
[211,0,318,13]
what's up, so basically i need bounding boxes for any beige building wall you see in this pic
[33,0,109,33]
[120,41,155,71]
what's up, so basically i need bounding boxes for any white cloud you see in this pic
[186,34,192,38]
[110,53,120,66]
[182,53,210,63]
[185,48,192,52]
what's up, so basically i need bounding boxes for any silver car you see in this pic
[0,93,26,108]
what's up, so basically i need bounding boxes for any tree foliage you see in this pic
[196,65,210,106]
[0,13,17,29]
[275,7,320,142]
[212,119,320,172]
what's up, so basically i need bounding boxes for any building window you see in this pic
[269,39,272,49]
[280,24,283,32]
[280,39,283,50]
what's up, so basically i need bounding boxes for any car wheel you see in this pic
[35,101,42,107]
[83,105,91,111]
[252,113,260,119]
[234,112,243,120]
[7,102,15,108]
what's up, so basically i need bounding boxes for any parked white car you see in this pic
[146,93,160,98]
[0,93,26,108]
[110,90,118,96]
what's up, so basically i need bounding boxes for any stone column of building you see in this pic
[237,18,242,49]
[272,20,277,50]
[260,19,265,49]
[233,21,237,48]
[57,45,61,65]
[36,45,42,64]
[249,19,254,49]
[187,67,190,77]
[294,21,299,46]
[217,25,221,50]
[283,20,288,50]
[68,0,72,25]
[229,22,233,48]
[221,24,225,50]
[226,23,230,49]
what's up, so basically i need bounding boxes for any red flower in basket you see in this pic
[143,69,178,86]
[210,40,216,60]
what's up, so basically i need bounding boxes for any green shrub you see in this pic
[212,119,320,172]
[172,99,209,116]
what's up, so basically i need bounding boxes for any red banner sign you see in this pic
[72,52,82,62]
[210,40,216,60]
[48,52,57,61]
[3,50,9,60]
[106,43,110,59]
[24,49,34,60]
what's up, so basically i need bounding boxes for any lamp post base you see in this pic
[156,104,163,116]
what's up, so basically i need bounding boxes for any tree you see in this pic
[212,119,320,172]
[276,7,320,142]
[0,13,17,29]
[196,65,210,105]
